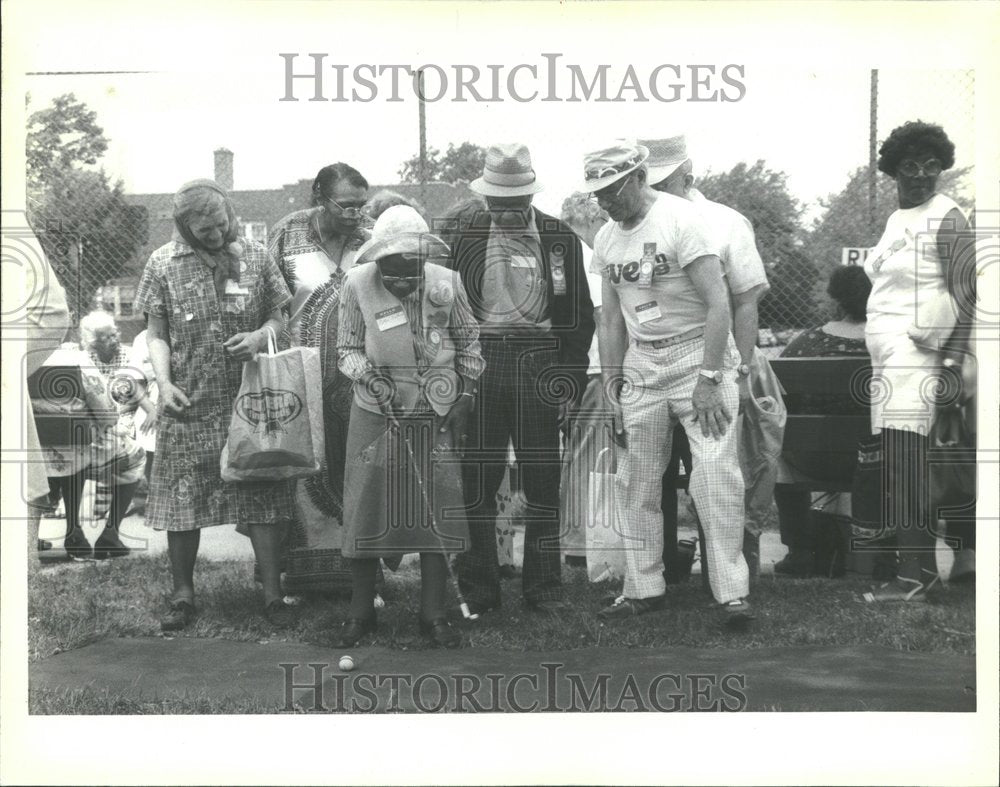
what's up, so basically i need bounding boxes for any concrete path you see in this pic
[31,636,975,712]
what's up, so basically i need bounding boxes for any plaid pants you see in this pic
[618,336,749,603]
[457,338,564,605]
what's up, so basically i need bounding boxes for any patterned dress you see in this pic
[267,209,370,590]
[133,238,295,531]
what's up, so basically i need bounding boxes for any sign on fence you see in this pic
[841,247,871,266]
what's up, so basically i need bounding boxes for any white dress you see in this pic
[864,193,965,434]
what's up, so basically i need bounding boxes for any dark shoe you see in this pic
[774,550,813,578]
[465,598,500,616]
[37,539,53,551]
[333,615,377,648]
[721,598,755,628]
[264,599,298,628]
[63,529,92,559]
[93,531,131,560]
[597,594,666,620]
[419,616,462,648]
[526,598,571,614]
[160,600,197,632]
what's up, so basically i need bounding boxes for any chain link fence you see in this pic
[751,68,976,347]
[25,68,975,349]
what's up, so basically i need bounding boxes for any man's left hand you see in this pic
[692,377,733,439]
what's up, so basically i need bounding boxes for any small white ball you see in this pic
[338,655,355,672]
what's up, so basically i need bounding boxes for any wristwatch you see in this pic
[737,363,751,377]
[698,369,723,384]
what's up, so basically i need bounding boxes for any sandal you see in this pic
[861,572,940,603]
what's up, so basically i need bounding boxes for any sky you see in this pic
[12,2,982,227]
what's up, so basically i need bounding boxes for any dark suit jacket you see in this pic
[446,207,595,399]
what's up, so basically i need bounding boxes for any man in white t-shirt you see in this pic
[580,140,753,625]
[640,135,774,578]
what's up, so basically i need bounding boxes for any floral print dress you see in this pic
[134,238,294,531]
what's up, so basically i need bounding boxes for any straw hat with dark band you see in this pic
[470,142,544,197]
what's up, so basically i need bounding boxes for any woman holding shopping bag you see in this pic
[134,179,297,631]
[268,163,371,594]
[335,206,484,648]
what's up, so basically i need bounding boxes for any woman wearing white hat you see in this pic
[335,206,484,648]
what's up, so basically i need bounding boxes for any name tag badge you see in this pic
[224,279,250,296]
[510,255,536,269]
[375,305,408,332]
[634,301,662,324]
[550,252,567,295]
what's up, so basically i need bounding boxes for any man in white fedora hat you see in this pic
[581,139,753,626]
[640,135,775,580]
[449,142,595,615]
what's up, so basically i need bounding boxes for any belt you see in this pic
[633,326,704,349]
[480,330,554,343]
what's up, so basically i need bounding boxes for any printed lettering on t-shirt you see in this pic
[605,255,672,284]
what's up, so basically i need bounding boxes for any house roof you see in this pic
[119,180,474,285]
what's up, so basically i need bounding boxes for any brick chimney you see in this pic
[213,148,234,191]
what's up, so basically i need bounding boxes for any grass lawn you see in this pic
[28,552,976,657]
[27,549,975,713]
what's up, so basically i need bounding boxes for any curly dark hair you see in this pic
[827,265,872,322]
[310,163,369,206]
[877,121,955,177]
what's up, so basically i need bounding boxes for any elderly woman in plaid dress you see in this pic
[135,179,297,631]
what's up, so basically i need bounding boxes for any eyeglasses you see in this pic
[380,274,423,284]
[897,159,943,178]
[326,197,367,218]
[594,173,633,201]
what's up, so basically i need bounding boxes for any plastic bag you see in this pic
[586,447,627,583]
[739,350,787,537]
[221,328,324,481]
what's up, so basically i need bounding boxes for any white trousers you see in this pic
[617,336,749,603]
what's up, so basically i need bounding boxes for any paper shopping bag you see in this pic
[221,331,324,481]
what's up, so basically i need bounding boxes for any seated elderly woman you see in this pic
[772,265,872,577]
[335,206,484,648]
[134,179,297,631]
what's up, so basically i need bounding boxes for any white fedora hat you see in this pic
[639,135,690,186]
[355,205,450,265]
[470,142,544,197]
[578,140,650,193]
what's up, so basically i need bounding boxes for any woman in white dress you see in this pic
[861,121,975,603]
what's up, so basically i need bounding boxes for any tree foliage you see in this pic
[697,160,817,328]
[26,94,147,319]
[399,142,487,184]
[27,93,109,189]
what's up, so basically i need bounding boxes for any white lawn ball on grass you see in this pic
[339,655,355,672]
